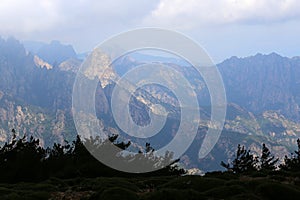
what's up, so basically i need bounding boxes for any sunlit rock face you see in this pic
[1,36,300,171]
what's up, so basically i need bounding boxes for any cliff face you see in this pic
[0,92,71,146]
[1,36,300,171]
[36,40,77,65]
[0,37,79,146]
[218,53,300,121]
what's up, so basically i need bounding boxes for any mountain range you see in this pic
[0,36,300,171]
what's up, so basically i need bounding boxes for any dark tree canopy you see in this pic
[259,143,278,171]
[221,144,258,174]
[280,139,300,171]
[0,130,184,183]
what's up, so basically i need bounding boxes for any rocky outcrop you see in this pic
[218,53,300,121]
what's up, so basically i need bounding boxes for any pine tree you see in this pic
[259,143,278,171]
[280,139,300,171]
[221,144,258,174]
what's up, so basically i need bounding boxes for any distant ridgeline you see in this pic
[0,36,300,171]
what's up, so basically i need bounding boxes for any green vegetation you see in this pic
[1,130,300,199]
[221,144,258,174]
[0,173,299,199]
[221,140,300,176]
[0,129,184,183]
[280,139,300,171]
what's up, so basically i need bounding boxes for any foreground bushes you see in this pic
[0,175,299,200]
[0,132,184,183]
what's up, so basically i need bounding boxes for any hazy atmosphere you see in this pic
[1,0,300,62]
[1,1,300,199]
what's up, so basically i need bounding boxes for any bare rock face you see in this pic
[36,40,77,65]
[58,58,81,72]
[218,53,300,121]
[2,36,300,171]
[0,37,79,146]
[34,55,53,69]
[0,92,69,146]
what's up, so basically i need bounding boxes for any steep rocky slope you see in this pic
[1,36,300,171]
[218,53,300,121]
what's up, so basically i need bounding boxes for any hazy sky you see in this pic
[1,0,300,62]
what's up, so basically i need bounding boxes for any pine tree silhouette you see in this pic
[221,144,258,174]
[0,129,185,182]
[280,139,300,171]
[259,143,278,172]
